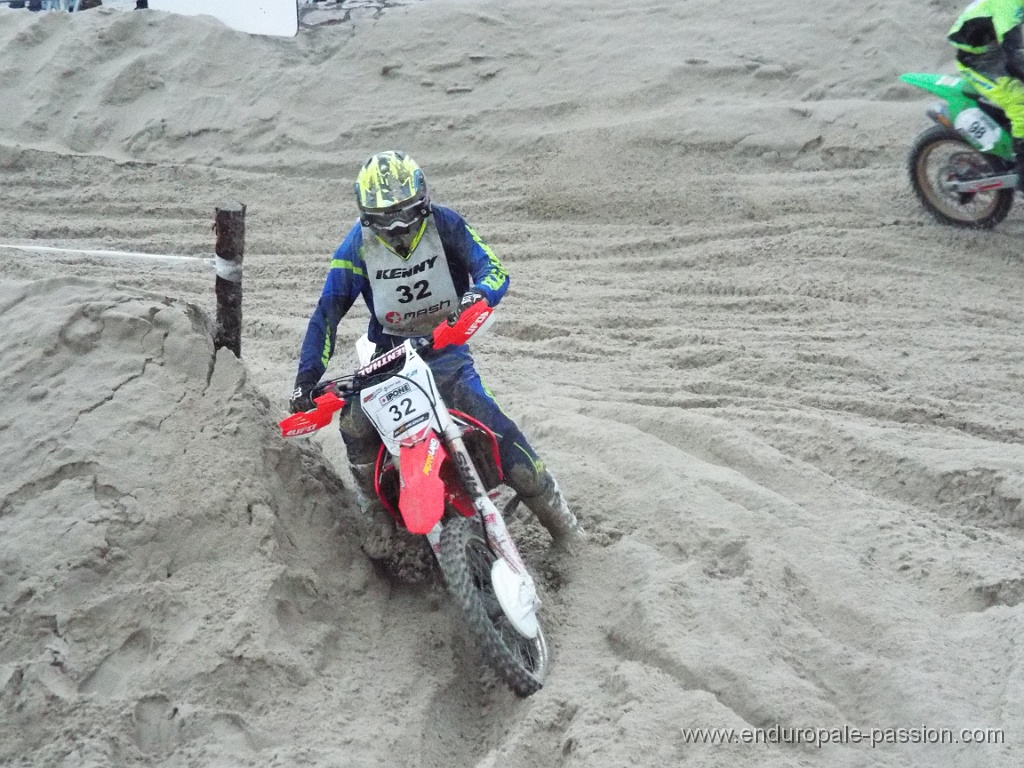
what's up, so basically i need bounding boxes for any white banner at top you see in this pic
[146,0,299,37]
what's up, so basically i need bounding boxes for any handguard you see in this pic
[432,301,493,349]
[279,391,345,437]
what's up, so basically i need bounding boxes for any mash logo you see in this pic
[407,300,450,320]
[422,437,441,475]
[385,301,452,327]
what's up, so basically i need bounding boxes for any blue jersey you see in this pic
[295,205,509,386]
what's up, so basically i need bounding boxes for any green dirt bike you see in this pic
[901,72,1018,228]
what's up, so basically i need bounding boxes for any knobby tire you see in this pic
[439,516,548,697]
[908,125,1014,228]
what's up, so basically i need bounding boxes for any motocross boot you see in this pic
[349,461,396,555]
[1013,137,1024,193]
[519,472,586,550]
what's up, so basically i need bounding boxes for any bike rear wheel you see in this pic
[439,516,548,697]
[908,125,1015,228]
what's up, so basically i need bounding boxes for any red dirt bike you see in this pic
[279,303,548,697]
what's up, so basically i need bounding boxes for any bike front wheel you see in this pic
[439,516,549,697]
[908,125,1015,228]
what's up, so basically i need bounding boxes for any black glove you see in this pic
[289,379,316,413]
[447,288,488,326]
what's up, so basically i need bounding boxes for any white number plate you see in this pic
[360,353,439,451]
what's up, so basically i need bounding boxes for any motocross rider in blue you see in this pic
[290,151,584,553]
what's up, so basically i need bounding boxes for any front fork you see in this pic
[419,424,541,638]
[429,428,529,575]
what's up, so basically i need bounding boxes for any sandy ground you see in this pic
[1,1,1023,766]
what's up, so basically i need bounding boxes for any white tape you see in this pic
[214,255,243,283]
[0,242,212,264]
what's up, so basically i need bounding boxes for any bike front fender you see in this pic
[398,434,448,534]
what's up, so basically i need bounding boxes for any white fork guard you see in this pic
[491,557,540,638]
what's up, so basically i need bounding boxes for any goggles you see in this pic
[360,198,429,232]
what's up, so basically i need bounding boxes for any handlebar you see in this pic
[280,301,494,438]
[313,300,493,399]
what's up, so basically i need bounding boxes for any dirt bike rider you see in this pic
[948,0,1024,188]
[289,150,585,552]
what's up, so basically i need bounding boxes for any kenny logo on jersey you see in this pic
[375,256,439,280]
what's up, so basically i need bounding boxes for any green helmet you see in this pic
[354,150,431,234]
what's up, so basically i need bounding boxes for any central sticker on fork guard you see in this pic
[398,436,448,534]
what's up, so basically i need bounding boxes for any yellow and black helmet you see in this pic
[354,150,431,233]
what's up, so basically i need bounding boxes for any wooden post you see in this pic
[213,201,245,357]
